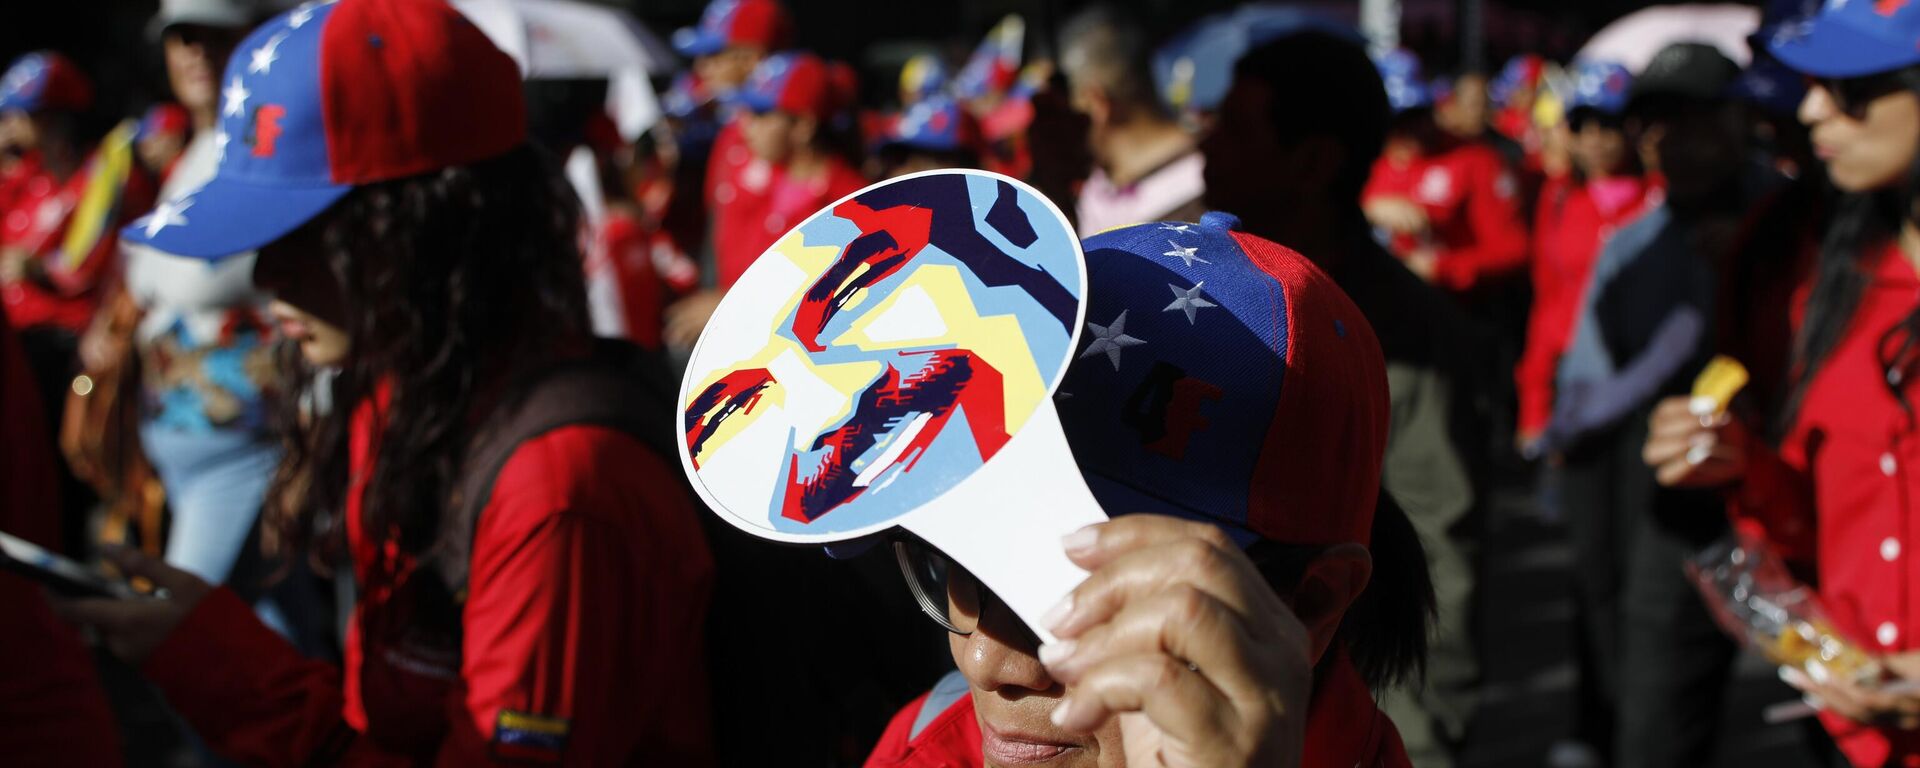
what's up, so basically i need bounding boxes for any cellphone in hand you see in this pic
[0,531,145,599]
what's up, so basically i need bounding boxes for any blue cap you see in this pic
[882,96,977,154]
[123,3,351,259]
[0,52,92,114]
[671,0,791,59]
[1490,54,1545,108]
[1152,5,1361,114]
[1768,0,1920,78]
[1375,49,1432,113]
[1566,59,1633,116]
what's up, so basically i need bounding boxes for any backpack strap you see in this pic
[432,338,680,594]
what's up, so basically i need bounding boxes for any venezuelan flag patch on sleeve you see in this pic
[493,710,571,763]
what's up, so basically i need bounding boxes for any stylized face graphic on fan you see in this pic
[680,168,1089,531]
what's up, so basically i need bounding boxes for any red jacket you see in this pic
[596,208,698,349]
[864,653,1408,768]
[1732,241,1920,768]
[707,121,868,290]
[0,305,122,767]
[1364,141,1529,294]
[1,149,154,333]
[142,385,716,766]
[1515,174,1655,434]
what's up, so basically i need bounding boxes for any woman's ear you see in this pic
[1287,542,1372,666]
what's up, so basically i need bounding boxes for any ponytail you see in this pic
[1340,489,1435,692]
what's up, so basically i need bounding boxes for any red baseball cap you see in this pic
[122,0,526,259]
[738,51,833,120]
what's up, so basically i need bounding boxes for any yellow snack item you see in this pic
[1763,618,1881,685]
[1691,356,1750,417]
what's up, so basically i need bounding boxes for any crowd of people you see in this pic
[6,0,1920,766]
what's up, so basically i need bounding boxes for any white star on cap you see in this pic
[137,197,193,238]
[1161,240,1209,267]
[1158,223,1193,234]
[249,32,287,76]
[287,0,331,29]
[1164,281,1218,324]
[222,76,249,118]
[213,130,230,163]
[1081,310,1146,371]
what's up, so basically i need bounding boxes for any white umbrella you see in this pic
[1579,4,1761,73]
[455,0,673,141]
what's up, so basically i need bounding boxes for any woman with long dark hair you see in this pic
[58,1,712,764]
[1645,4,1920,765]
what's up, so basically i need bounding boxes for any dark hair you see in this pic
[1780,67,1920,431]
[1249,490,1434,691]
[1232,33,1391,210]
[1058,4,1168,120]
[264,143,591,570]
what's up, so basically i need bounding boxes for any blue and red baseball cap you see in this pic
[881,96,979,155]
[1768,0,1920,78]
[672,0,792,58]
[122,0,525,260]
[954,15,1024,102]
[1490,54,1545,108]
[1566,59,1633,117]
[1056,212,1389,547]
[0,52,94,115]
[135,103,191,143]
[1375,49,1433,114]
[738,51,833,119]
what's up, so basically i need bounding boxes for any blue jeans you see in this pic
[138,424,294,638]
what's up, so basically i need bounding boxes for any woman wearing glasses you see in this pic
[866,212,1435,768]
[1645,3,1920,765]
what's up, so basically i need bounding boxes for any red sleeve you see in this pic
[441,425,714,767]
[1433,149,1529,292]
[1727,433,1819,567]
[1515,181,1565,435]
[144,588,361,768]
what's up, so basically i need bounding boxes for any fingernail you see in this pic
[1062,526,1099,557]
[1038,640,1077,669]
[1049,697,1078,728]
[1686,443,1712,466]
[1041,594,1075,633]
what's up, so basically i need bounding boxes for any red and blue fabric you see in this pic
[953,16,1023,102]
[0,52,92,114]
[1057,212,1389,548]
[882,96,977,155]
[739,51,831,118]
[1490,54,1544,109]
[1566,59,1633,117]
[1768,0,1920,78]
[671,0,791,58]
[121,0,525,260]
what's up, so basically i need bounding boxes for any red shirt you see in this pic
[595,208,698,350]
[2,149,154,333]
[0,306,122,767]
[708,121,868,290]
[141,384,716,766]
[1514,174,1654,434]
[1733,242,1920,768]
[863,653,1408,768]
[1364,141,1529,294]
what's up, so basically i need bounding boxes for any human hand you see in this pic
[1782,653,1920,730]
[53,547,213,666]
[663,288,725,351]
[1038,515,1311,768]
[1363,197,1429,236]
[1642,396,1752,488]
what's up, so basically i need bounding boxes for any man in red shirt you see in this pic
[1363,50,1528,296]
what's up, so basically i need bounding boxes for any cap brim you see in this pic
[1081,472,1260,547]
[1769,17,1920,79]
[121,176,349,260]
[673,28,725,58]
[148,10,253,41]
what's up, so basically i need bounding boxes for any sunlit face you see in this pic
[1801,78,1920,194]
[1441,74,1490,137]
[253,224,350,367]
[164,25,240,120]
[741,109,796,164]
[696,45,766,94]
[948,586,1123,767]
[0,110,34,155]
